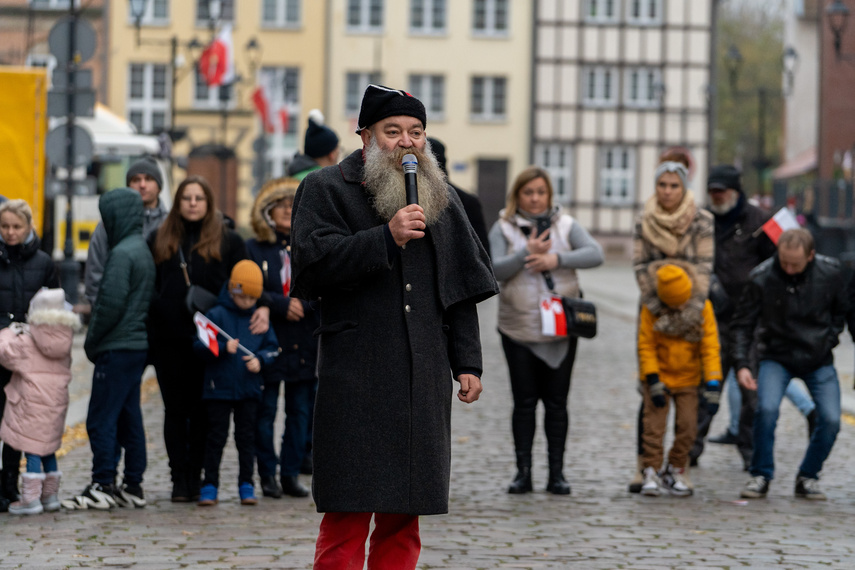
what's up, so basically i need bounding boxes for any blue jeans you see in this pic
[751,360,840,480]
[255,380,282,478]
[255,378,316,478]
[25,453,57,473]
[87,350,148,486]
[726,369,816,436]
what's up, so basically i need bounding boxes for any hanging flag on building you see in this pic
[760,207,800,245]
[251,76,291,134]
[198,24,235,87]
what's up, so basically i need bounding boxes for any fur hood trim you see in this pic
[28,308,82,331]
[251,178,300,243]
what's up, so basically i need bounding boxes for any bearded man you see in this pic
[290,85,497,570]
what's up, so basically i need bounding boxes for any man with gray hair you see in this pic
[291,84,496,569]
[732,228,847,500]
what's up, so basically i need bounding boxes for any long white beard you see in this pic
[709,192,740,215]
[363,137,450,225]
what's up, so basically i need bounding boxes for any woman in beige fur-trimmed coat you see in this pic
[0,288,80,514]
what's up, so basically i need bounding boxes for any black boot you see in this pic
[280,476,309,498]
[544,408,570,495]
[546,465,571,495]
[0,494,9,513]
[261,475,283,498]
[507,452,532,494]
[171,473,190,503]
[1,468,19,503]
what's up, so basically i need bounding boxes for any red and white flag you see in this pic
[280,249,291,297]
[251,77,291,134]
[761,207,800,245]
[251,85,275,133]
[198,24,235,87]
[540,295,567,337]
[194,312,220,356]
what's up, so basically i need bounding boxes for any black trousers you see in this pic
[151,339,207,485]
[203,399,258,488]
[501,333,578,465]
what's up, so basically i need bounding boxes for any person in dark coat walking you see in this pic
[694,165,814,468]
[733,229,847,500]
[291,84,497,570]
[246,177,319,499]
[0,199,59,510]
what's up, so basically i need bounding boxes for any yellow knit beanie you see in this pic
[656,264,692,308]
[229,260,263,299]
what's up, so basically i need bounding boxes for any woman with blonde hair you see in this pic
[148,175,258,502]
[0,199,59,510]
[246,177,318,499]
[489,166,603,495]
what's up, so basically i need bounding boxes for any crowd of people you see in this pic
[0,84,850,568]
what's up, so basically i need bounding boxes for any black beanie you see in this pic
[356,84,427,133]
[427,137,448,176]
[304,109,340,159]
[707,165,742,193]
[126,158,163,190]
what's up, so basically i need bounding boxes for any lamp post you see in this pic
[825,0,855,60]
[725,44,799,195]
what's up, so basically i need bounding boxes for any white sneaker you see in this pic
[661,464,693,497]
[641,467,661,496]
[61,482,117,511]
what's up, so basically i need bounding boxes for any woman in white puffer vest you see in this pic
[489,166,604,496]
[0,288,80,514]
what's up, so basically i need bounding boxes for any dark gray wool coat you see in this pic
[291,149,498,515]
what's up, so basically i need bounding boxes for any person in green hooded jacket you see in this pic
[64,188,155,511]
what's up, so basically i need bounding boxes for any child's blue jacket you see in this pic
[193,286,280,401]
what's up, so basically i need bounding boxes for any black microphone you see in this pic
[402,154,418,206]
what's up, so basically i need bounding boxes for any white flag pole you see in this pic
[194,312,255,357]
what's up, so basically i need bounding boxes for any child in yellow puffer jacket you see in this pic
[637,263,722,497]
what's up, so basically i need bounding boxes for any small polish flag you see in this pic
[194,312,220,356]
[761,207,800,245]
[198,24,235,87]
[280,249,291,297]
[540,296,568,337]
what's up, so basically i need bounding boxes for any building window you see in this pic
[585,0,618,24]
[29,0,80,8]
[262,0,301,27]
[408,74,445,119]
[627,0,662,25]
[600,146,635,205]
[535,143,574,205]
[194,70,236,109]
[624,67,663,109]
[130,0,170,25]
[470,76,506,121]
[473,0,508,36]
[127,63,170,134]
[410,0,446,34]
[347,0,384,33]
[196,0,235,25]
[346,72,382,115]
[582,66,618,107]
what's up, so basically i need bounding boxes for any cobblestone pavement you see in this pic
[2,264,855,569]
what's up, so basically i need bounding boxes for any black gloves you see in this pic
[703,380,722,415]
[646,374,667,408]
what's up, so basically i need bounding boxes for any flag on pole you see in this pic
[761,207,800,245]
[194,312,220,356]
[280,249,291,297]
[198,24,235,87]
[251,76,291,134]
[251,85,275,133]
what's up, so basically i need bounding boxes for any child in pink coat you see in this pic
[0,288,80,514]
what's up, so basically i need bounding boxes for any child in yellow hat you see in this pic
[193,260,280,507]
[637,263,722,497]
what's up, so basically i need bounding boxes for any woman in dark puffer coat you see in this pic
[0,199,59,509]
[247,177,318,499]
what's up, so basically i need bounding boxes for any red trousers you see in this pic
[313,512,421,570]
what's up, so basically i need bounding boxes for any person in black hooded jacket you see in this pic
[0,199,59,509]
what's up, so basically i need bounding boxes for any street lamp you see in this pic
[725,44,798,195]
[826,0,850,58]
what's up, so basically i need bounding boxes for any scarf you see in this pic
[641,190,697,258]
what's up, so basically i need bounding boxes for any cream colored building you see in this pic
[534,0,712,244]
[107,0,327,227]
[324,0,533,223]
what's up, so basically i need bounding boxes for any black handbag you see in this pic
[178,248,218,315]
[543,271,597,339]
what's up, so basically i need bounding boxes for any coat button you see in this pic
[405,284,412,292]
[300,358,305,364]
[402,244,406,250]
[405,305,411,313]
[292,344,299,349]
